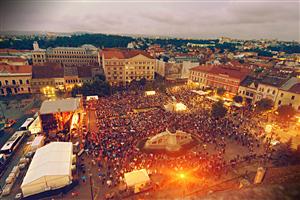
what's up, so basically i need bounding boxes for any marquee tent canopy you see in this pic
[124,169,150,188]
[21,142,73,197]
[39,98,81,115]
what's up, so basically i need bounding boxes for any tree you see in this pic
[256,98,273,112]
[71,85,81,97]
[272,139,300,166]
[139,78,147,87]
[216,87,226,96]
[233,95,243,103]
[71,80,111,97]
[277,105,296,121]
[211,101,228,119]
[97,74,106,82]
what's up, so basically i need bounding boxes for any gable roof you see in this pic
[102,48,153,59]
[0,64,32,74]
[32,63,64,79]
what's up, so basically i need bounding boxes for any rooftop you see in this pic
[279,77,300,94]
[191,64,250,80]
[102,48,153,59]
[0,64,32,74]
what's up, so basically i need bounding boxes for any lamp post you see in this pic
[89,173,94,200]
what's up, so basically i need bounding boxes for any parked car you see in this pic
[4,119,16,128]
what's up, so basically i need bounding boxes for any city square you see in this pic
[0,0,299,199]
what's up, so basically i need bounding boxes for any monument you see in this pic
[144,129,193,152]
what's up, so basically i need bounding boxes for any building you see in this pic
[255,76,289,103]
[189,65,213,89]
[0,64,32,96]
[275,77,300,111]
[32,41,99,66]
[101,48,155,85]
[189,64,250,93]
[238,76,260,103]
[31,63,100,94]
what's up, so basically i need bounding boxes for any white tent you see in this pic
[21,142,73,197]
[30,136,45,152]
[124,169,150,193]
[40,98,81,115]
[28,117,42,135]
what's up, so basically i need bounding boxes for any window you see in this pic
[272,90,275,95]
[280,93,283,97]
[267,89,270,93]
[291,96,295,100]
[278,100,281,105]
[12,80,16,85]
[19,80,23,84]
[0,81,2,86]
[5,80,8,85]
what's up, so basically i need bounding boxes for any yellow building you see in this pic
[31,63,98,94]
[0,64,32,96]
[275,77,300,112]
[32,42,99,66]
[101,48,155,85]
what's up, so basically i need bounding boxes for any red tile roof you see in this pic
[32,63,64,79]
[0,64,32,74]
[190,64,250,80]
[0,49,31,53]
[102,48,153,59]
[190,65,214,72]
[0,56,27,62]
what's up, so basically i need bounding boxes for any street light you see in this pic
[89,173,94,200]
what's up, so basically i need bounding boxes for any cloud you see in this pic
[0,0,299,40]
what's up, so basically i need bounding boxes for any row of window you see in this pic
[107,71,153,75]
[0,79,30,86]
[239,90,254,97]
[0,87,31,95]
[105,61,153,65]
[277,100,300,110]
[52,51,87,55]
[258,87,276,95]
[48,55,96,59]
[107,76,153,81]
[32,79,93,86]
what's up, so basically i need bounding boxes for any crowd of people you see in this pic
[81,86,271,196]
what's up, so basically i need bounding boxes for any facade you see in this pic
[189,64,250,93]
[32,42,99,66]
[0,64,32,96]
[255,76,288,103]
[238,76,260,103]
[31,63,99,94]
[189,65,212,89]
[101,48,155,85]
[275,77,300,111]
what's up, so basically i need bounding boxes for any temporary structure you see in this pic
[30,135,45,152]
[124,169,150,193]
[21,142,73,197]
[39,98,81,115]
[164,102,187,112]
[144,129,193,152]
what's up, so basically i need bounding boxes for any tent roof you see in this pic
[40,98,81,114]
[21,142,73,187]
[124,169,150,187]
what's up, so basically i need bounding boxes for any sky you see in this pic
[0,0,299,41]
